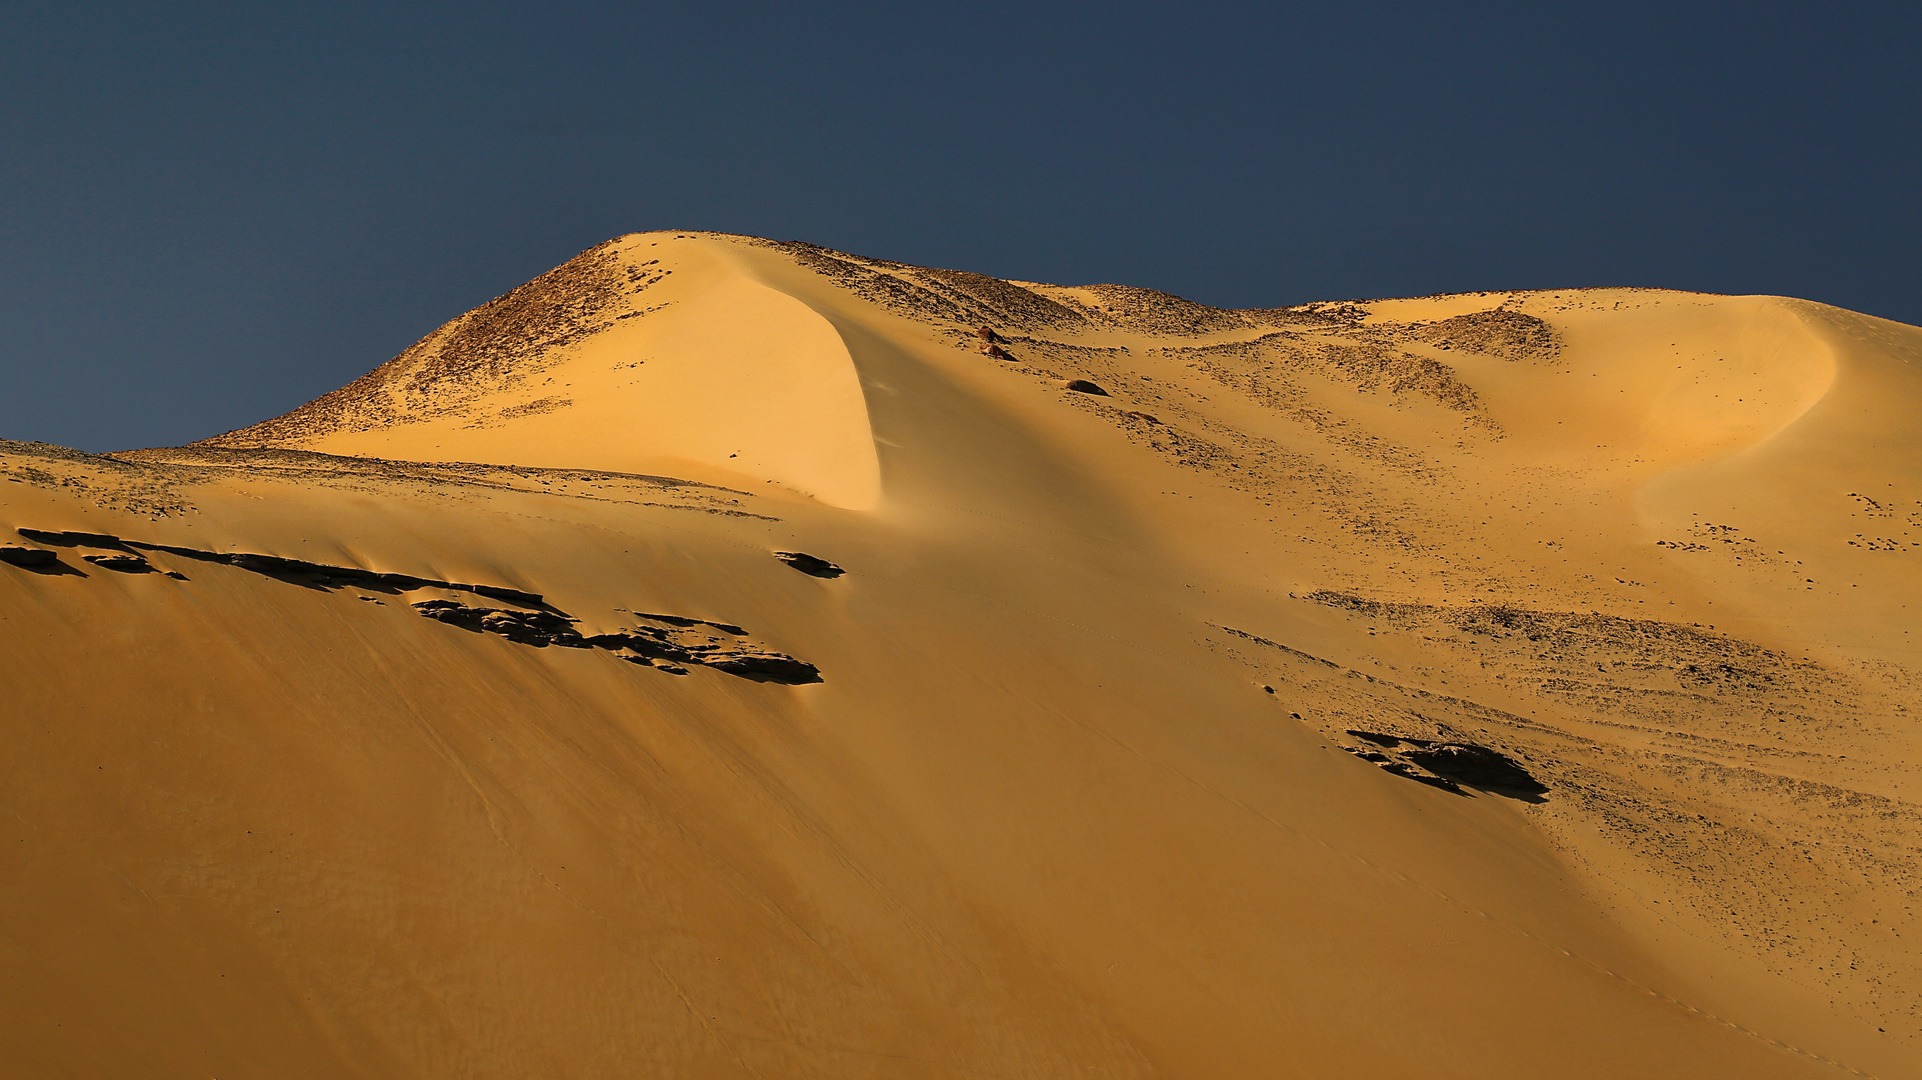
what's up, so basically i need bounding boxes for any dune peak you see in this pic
[10,232,1921,1079]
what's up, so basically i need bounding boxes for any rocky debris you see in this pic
[107,446,775,522]
[1046,282,1257,335]
[16,527,547,608]
[217,551,546,606]
[414,601,824,685]
[982,344,1018,362]
[579,626,698,659]
[763,240,1090,333]
[17,529,133,550]
[1122,411,1161,424]
[774,551,844,579]
[82,553,155,574]
[16,523,823,685]
[413,600,587,648]
[0,545,58,568]
[1401,308,1561,363]
[1402,743,1547,795]
[700,650,824,683]
[1064,379,1109,396]
[582,620,822,684]
[1306,589,1796,697]
[762,238,1305,339]
[195,240,632,447]
[974,326,1004,343]
[1337,730,1542,798]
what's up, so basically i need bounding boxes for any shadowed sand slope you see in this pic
[4,231,1920,1078]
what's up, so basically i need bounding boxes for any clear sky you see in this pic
[4,1,1918,451]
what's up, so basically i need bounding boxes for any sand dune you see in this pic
[4,231,1919,1077]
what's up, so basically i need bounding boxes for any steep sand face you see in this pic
[204,237,883,508]
[5,232,1919,1078]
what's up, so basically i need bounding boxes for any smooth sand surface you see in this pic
[3,231,1918,1077]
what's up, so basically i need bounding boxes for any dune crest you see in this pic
[201,236,884,509]
[6,231,1920,1078]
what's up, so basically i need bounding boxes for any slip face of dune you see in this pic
[202,237,882,509]
[6,231,1922,1079]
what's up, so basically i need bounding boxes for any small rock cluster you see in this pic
[1342,729,1547,797]
[414,599,821,683]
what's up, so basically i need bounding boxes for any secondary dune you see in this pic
[3,231,1918,1078]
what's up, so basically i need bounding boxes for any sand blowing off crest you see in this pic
[5,230,1922,1078]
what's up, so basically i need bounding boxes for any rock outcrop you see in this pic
[17,526,823,685]
[774,551,844,579]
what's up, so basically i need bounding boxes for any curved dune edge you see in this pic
[1632,298,1922,656]
[1630,296,1840,461]
[8,235,1921,1077]
[204,236,886,510]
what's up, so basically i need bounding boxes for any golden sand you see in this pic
[3,232,1916,1077]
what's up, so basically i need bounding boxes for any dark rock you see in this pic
[432,600,823,683]
[413,599,487,632]
[702,651,823,684]
[583,629,704,668]
[231,552,327,575]
[0,545,83,576]
[107,532,549,608]
[470,584,548,607]
[16,528,129,549]
[15,521,822,683]
[1065,379,1109,396]
[1401,743,1547,796]
[414,600,584,648]
[0,546,58,567]
[774,551,844,579]
[226,552,405,592]
[1406,308,1560,362]
[1123,411,1161,424]
[82,553,154,574]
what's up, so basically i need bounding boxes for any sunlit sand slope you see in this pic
[203,237,882,508]
[5,231,1919,1078]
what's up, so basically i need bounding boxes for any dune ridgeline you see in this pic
[5,231,1921,1078]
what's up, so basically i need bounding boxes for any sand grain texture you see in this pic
[5,232,1919,1078]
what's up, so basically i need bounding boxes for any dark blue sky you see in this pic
[4,2,1918,451]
